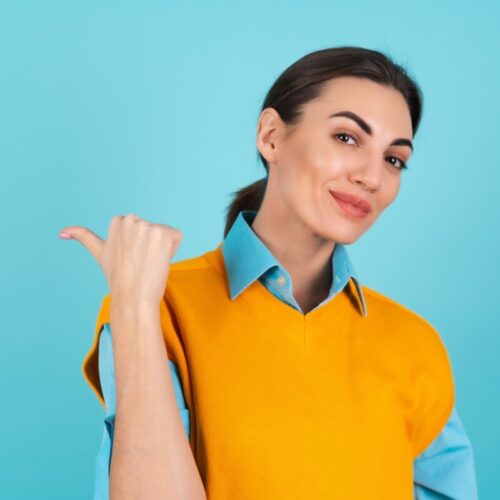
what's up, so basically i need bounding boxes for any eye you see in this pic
[386,156,407,170]
[333,132,357,145]
[333,132,409,171]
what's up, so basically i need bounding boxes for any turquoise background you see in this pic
[1,1,498,498]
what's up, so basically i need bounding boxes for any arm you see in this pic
[109,302,205,500]
[413,405,478,500]
[93,323,191,500]
[64,215,200,498]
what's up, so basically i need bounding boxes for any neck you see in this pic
[250,196,335,311]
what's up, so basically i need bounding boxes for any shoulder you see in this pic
[360,285,455,457]
[169,253,213,273]
[166,248,224,296]
[360,284,452,365]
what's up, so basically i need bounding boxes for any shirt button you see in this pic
[277,275,286,286]
[335,276,341,283]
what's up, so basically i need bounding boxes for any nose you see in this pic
[348,155,383,191]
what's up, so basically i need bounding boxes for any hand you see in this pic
[59,214,183,307]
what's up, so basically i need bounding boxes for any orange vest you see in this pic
[83,243,454,499]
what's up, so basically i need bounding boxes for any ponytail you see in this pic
[223,176,267,237]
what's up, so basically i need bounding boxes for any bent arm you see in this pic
[108,301,205,500]
[94,324,191,499]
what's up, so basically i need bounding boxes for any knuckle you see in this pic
[124,213,139,222]
[172,229,183,243]
[163,224,183,238]
[111,215,123,225]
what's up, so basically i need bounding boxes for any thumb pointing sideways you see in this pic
[59,226,105,266]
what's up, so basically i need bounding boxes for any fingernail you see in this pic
[59,232,72,239]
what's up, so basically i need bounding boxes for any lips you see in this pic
[329,190,372,214]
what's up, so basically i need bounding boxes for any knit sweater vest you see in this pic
[82,243,455,499]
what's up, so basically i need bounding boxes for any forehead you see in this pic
[304,76,413,138]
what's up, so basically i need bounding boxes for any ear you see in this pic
[256,107,284,163]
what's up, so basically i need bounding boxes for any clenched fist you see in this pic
[59,214,183,307]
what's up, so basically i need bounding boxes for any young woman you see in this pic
[61,46,477,499]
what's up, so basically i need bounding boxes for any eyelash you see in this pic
[333,132,408,171]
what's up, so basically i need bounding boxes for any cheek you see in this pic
[277,159,323,218]
[380,177,401,209]
[280,140,324,187]
[288,131,330,169]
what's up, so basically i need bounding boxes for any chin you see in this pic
[311,223,363,245]
[330,232,361,245]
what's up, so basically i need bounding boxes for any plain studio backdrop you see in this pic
[0,1,498,498]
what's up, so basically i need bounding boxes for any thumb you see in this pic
[59,226,105,265]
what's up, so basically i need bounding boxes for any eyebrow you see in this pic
[328,110,414,151]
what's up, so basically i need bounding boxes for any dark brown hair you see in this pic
[223,45,424,237]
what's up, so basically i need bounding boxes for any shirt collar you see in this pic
[222,210,368,317]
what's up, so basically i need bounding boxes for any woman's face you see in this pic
[257,76,414,244]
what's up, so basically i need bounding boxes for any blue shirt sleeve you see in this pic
[413,405,478,499]
[92,323,190,500]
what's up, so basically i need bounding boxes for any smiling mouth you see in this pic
[329,191,371,219]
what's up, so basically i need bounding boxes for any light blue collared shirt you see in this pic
[93,210,478,499]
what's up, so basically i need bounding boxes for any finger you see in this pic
[59,226,105,264]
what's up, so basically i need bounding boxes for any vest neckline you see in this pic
[203,243,358,325]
